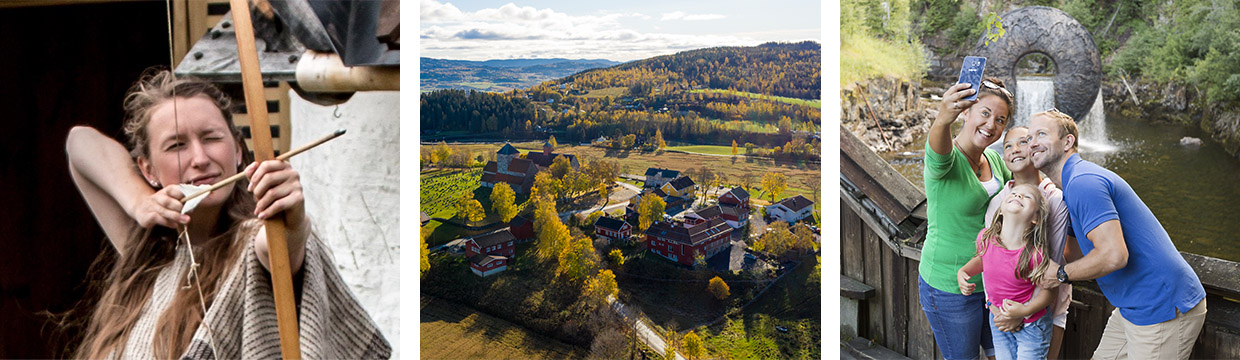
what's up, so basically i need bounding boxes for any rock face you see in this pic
[842,77,935,153]
[1104,80,1240,158]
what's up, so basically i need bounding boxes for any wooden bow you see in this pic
[227,0,301,358]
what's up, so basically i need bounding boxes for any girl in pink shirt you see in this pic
[957,184,1058,360]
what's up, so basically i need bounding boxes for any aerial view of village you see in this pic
[419,1,822,359]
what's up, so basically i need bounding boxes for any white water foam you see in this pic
[1004,76,1116,153]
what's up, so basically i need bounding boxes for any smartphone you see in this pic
[958,56,987,101]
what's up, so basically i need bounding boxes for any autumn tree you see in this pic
[586,269,619,301]
[731,140,738,156]
[740,173,755,192]
[551,156,572,179]
[434,141,452,168]
[532,171,562,201]
[549,135,558,148]
[793,223,819,256]
[637,193,667,232]
[597,183,610,205]
[655,128,666,150]
[761,172,787,202]
[420,227,430,277]
[557,235,599,281]
[756,221,794,258]
[462,199,485,226]
[533,195,570,262]
[683,331,705,360]
[609,249,625,267]
[453,194,473,219]
[708,276,730,300]
[490,182,517,222]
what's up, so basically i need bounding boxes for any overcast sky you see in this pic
[420,0,822,62]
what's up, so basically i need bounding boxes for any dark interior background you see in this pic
[0,2,168,357]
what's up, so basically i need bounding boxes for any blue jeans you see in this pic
[919,276,995,360]
[989,312,1052,360]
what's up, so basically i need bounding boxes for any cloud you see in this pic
[661,11,726,21]
[421,0,463,21]
[420,1,774,61]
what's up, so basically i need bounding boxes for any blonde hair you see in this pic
[1034,110,1079,150]
[74,68,258,359]
[979,184,1051,282]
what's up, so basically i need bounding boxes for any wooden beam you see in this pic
[228,0,300,358]
[840,125,925,222]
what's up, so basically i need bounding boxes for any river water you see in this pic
[880,77,1240,262]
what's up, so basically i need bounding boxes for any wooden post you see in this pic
[228,0,300,358]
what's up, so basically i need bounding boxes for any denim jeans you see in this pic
[989,312,1052,360]
[919,276,995,360]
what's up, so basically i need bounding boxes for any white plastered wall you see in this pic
[288,91,400,358]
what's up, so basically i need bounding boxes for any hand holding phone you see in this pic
[958,56,987,101]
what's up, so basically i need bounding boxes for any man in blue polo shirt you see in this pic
[1027,110,1206,359]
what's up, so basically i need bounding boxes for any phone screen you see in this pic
[958,56,987,101]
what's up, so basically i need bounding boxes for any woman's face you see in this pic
[139,95,241,208]
[961,94,1009,148]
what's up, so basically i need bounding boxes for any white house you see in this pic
[766,195,814,223]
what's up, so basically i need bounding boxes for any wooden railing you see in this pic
[839,125,1240,359]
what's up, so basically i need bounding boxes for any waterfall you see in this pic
[1078,91,1116,152]
[1015,76,1055,128]
[1006,76,1116,153]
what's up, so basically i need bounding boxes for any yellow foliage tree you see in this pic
[420,227,430,277]
[463,199,485,226]
[731,140,738,156]
[490,182,517,222]
[549,135,558,148]
[586,269,619,301]
[708,276,730,300]
[609,249,625,267]
[655,128,666,150]
[761,172,787,202]
[557,235,599,281]
[683,331,704,360]
[637,193,667,232]
[550,156,572,179]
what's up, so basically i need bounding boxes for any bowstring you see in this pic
[167,0,220,355]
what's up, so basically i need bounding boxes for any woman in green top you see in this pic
[919,77,1017,359]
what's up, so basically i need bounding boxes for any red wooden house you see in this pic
[717,187,750,228]
[464,228,517,277]
[593,216,632,241]
[644,217,732,266]
[508,215,534,242]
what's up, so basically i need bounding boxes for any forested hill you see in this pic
[555,41,821,100]
[422,42,822,154]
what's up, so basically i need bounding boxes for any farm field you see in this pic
[421,295,587,360]
[564,145,821,211]
[424,143,821,215]
[580,86,628,99]
[665,145,737,156]
[689,89,822,108]
[420,168,492,246]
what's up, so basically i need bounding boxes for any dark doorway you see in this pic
[0,2,169,357]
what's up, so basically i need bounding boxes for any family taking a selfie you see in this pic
[916,64,1207,360]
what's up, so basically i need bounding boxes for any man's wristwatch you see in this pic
[1057,264,1069,283]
